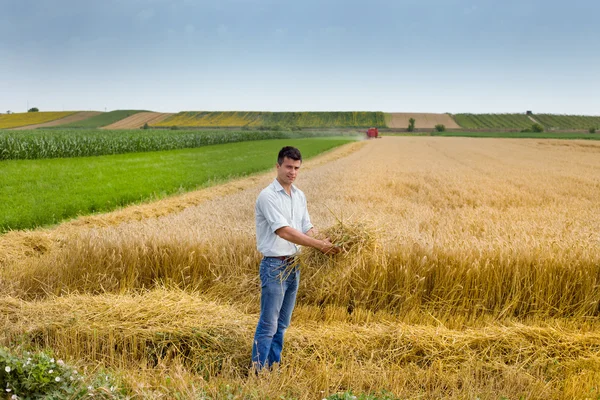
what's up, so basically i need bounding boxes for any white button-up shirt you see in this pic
[256,179,313,257]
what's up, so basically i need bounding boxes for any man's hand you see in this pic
[275,226,341,255]
[318,238,341,255]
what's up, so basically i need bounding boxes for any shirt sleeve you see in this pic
[257,192,290,233]
[301,196,313,234]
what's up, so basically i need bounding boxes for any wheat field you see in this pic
[1,137,600,399]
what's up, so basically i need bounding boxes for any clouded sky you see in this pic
[1,0,599,114]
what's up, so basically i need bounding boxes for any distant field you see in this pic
[153,111,386,128]
[0,138,352,231]
[452,113,600,130]
[0,128,358,160]
[384,131,600,140]
[431,131,600,139]
[102,112,172,129]
[10,111,102,130]
[452,113,534,129]
[55,110,147,128]
[385,113,460,129]
[0,112,76,129]
[533,114,600,130]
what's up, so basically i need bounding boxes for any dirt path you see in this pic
[102,112,173,129]
[387,113,460,129]
[10,111,101,130]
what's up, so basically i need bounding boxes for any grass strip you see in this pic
[0,138,352,231]
[383,131,600,140]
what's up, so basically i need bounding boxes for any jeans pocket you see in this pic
[260,258,285,283]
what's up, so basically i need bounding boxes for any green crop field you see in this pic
[153,111,386,128]
[0,128,358,160]
[532,114,600,130]
[451,113,534,129]
[0,138,352,231]
[452,113,600,131]
[384,131,600,140]
[53,110,147,128]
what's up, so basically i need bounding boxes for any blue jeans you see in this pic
[251,257,300,370]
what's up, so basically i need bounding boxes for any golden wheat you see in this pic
[1,137,600,398]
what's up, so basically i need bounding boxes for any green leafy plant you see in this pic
[407,118,415,132]
[589,127,596,134]
[27,107,39,113]
[0,347,124,399]
[326,390,399,399]
[434,124,446,132]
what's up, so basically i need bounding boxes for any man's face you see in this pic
[276,157,302,186]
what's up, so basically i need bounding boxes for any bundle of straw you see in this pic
[298,219,380,270]
[292,219,382,311]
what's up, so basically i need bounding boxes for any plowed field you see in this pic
[102,112,172,129]
[386,112,460,129]
[10,111,102,130]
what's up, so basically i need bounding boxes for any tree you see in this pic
[28,107,39,112]
[434,124,446,132]
[407,118,415,132]
[531,123,544,132]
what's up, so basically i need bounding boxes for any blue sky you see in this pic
[1,0,599,114]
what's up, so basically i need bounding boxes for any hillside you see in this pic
[152,111,386,128]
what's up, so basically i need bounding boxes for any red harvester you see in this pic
[366,127,379,139]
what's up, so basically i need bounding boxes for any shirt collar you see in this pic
[273,178,296,194]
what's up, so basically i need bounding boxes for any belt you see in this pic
[267,255,297,263]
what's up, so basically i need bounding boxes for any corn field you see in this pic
[0,129,358,160]
[1,137,600,399]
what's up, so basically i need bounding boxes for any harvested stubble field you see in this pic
[1,137,600,399]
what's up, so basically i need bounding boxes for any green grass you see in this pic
[0,128,358,160]
[383,131,600,140]
[430,131,600,139]
[54,110,147,128]
[0,138,353,232]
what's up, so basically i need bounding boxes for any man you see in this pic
[251,146,339,371]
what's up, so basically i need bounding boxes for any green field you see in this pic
[452,113,600,130]
[0,138,352,231]
[533,114,600,130]
[0,128,358,160]
[53,110,147,128]
[153,111,386,128]
[451,113,534,129]
[431,131,600,139]
[384,131,600,140]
